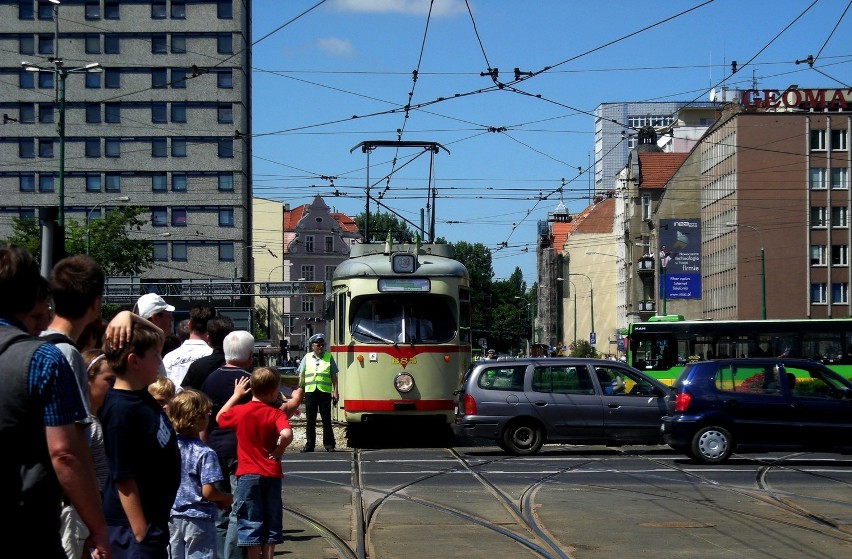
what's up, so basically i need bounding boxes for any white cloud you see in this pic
[316,37,356,57]
[331,0,466,17]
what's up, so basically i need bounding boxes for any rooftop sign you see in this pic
[741,88,852,111]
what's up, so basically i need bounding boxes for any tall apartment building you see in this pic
[0,0,251,283]
[594,101,719,194]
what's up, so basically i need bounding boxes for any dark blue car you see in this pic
[662,359,852,463]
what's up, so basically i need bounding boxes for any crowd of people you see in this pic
[0,244,338,559]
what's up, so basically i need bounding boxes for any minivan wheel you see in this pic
[690,426,733,464]
[501,421,544,455]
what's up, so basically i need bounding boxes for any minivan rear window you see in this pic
[477,366,525,391]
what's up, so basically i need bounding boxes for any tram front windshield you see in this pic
[351,295,455,344]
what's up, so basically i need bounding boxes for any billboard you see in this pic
[659,218,701,299]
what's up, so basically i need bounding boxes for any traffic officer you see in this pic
[297,333,339,452]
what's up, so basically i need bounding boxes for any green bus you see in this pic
[626,316,852,383]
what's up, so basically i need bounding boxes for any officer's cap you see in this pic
[308,333,326,345]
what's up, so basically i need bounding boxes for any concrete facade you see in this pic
[0,1,251,282]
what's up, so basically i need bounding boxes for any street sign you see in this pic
[590,332,596,345]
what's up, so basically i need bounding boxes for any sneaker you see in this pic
[300,447,314,453]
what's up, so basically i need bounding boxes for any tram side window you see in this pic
[336,292,346,344]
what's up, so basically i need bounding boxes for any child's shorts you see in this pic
[233,474,284,546]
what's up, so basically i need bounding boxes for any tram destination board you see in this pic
[260,281,325,296]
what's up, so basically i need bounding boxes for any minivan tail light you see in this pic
[673,392,691,412]
[462,394,476,415]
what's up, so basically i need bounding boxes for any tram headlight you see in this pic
[394,372,415,393]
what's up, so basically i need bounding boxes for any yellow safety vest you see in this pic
[303,352,333,393]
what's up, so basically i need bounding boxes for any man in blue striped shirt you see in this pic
[0,245,109,558]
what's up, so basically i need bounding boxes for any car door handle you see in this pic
[722,399,738,407]
[608,403,621,409]
[534,401,547,407]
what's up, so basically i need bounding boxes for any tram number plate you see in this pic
[393,402,416,411]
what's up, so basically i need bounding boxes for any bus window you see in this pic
[350,295,456,344]
[803,332,842,363]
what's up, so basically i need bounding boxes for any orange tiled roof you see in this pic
[554,198,614,250]
[638,152,688,189]
[331,212,359,234]
[282,204,307,231]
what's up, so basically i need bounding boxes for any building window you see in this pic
[19,174,35,192]
[218,173,233,191]
[105,173,121,192]
[304,235,314,253]
[172,242,188,261]
[832,283,849,304]
[217,70,233,89]
[85,138,100,157]
[39,71,54,89]
[172,174,187,192]
[19,138,35,158]
[39,104,53,123]
[171,68,187,89]
[105,69,121,88]
[172,208,187,227]
[85,34,100,54]
[831,168,848,190]
[152,173,167,192]
[811,283,827,304]
[302,298,315,313]
[105,103,121,123]
[38,34,53,54]
[38,138,53,157]
[641,195,651,221]
[105,138,120,157]
[151,0,166,19]
[171,138,187,157]
[151,103,167,123]
[151,34,167,53]
[217,104,233,123]
[104,1,119,19]
[809,168,826,189]
[171,34,186,54]
[325,236,333,253]
[152,208,168,227]
[152,68,167,88]
[810,245,826,266]
[219,243,234,261]
[20,35,34,54]
[20,70,34,89]
[20,2,34,20]
[218,0,233,19]
[831,129,848,151]
[217,33,233,54]
[219,208,234,226]
[171,0,186,19]
[85,103,101,123]
[832,206,848,228]
[86,174,101,192]
[832,245,848,266]
[19,103,35,123]
[300,265,315,281]
[85,72,100,88]
[85,0,100,19]
[152,138,167,157]
[810,129,826,150]
[39,175,55,192]
[19,209,36,220]
[153,242,168,261]
[104,34,120,54]
[171,103,187,123]
[811,206,827,227]
[37,1,54,19]
[218,139,233,158]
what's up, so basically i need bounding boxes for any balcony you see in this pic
[637,256,655,276]
[638,300,656,313]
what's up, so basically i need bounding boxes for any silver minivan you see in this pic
[454,358,671,454]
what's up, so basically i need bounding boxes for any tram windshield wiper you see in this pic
[352,324,396,344]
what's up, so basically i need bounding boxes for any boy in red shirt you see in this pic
[217,367,292,559]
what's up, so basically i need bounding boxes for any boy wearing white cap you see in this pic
[134,293,175,334]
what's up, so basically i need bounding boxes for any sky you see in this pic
[248,0,852,283]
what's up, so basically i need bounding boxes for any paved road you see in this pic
[276,445,852,558]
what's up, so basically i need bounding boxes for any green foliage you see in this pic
[570,339,599,358]
[253,305,268,340]
[6,207,154,276]
[354,211,415,243]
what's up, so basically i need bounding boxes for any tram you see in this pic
[327,242,471,424]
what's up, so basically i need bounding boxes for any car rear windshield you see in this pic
[477,365,526,391]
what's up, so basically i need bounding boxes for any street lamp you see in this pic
[726,222,766,319]
[558,273,595,345]
[22,4,102,229]
[86,196,130,254]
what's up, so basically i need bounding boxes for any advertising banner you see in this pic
[659,218,701,299]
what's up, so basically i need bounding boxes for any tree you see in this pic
[449,241,495,349]
[570,339,599,358]
[6,207,155,276]
[354,211,415,243]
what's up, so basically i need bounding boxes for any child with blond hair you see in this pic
[167,389,233,558]
[217,367,293,559]
[149,375,176,410]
